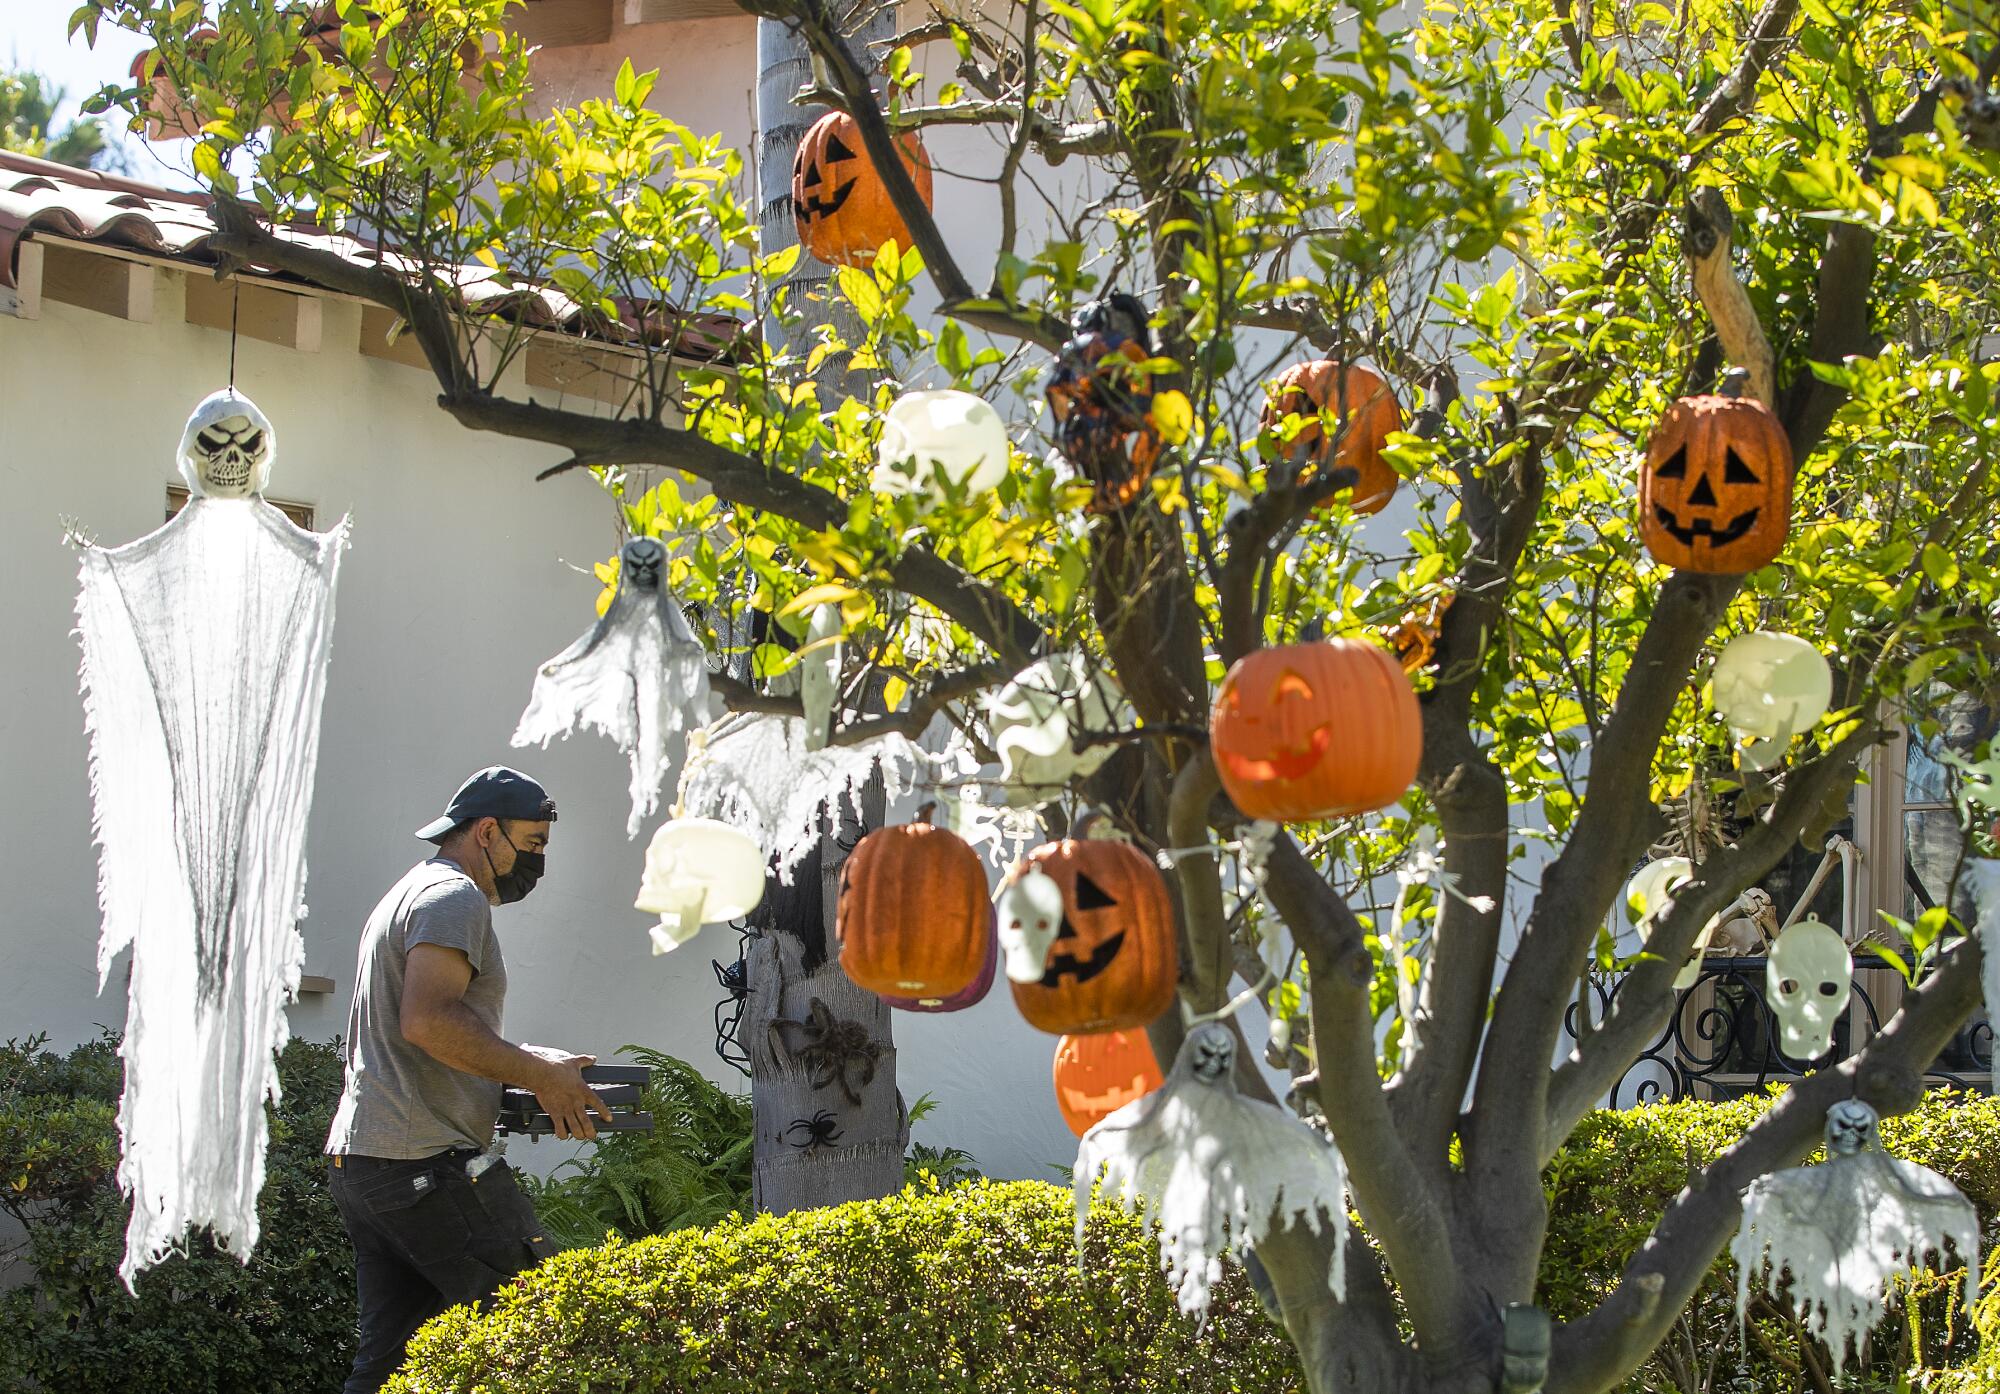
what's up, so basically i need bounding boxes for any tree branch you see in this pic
[1547,936,1984,1394]
[1682,188,1775,406]
[792,82,1118,160]
[1682,0,1804,146]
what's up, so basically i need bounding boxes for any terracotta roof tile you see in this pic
[0,150,746,363]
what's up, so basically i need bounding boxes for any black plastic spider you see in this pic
[768,997,881,1105]
[710,924,755,1076]
[785,1109,844,1156]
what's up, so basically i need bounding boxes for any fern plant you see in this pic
[519,1046,754,1248]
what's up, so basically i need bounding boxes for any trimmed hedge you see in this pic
[386,1178,1305,1394]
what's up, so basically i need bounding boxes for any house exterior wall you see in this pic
[0,256,1080,1181]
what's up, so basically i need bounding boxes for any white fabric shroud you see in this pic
[1074,1021,1348,1321]
[511,537,711,837]
[76,396,348,1289]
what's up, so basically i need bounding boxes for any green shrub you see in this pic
[0,1032,355,1394]
[386,1178,1304,1394]
[1542,1087,2000,1391]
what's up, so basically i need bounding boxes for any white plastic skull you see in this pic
[996,867,1065,983]
[872,389,1012,503]
[1765,917,1851,1060]
[1624,856,1721,989]
[177,388,275,499]
[635,817,767,954]
[1825,1098,1881,1156]
[1713,632,1833,770]
[986,652,1129,808]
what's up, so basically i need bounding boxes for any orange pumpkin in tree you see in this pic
[1007,829,1179,1035]
[882,919,997,1013]
[791,110,933,269]
[1260,360,1403,514]
[1638,382,1793,573]
[1053,1029,1165,1136]
[1211,640,1422,822]
[837,813,990,1001]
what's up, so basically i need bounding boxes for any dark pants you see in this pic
[327,1149,556,1394]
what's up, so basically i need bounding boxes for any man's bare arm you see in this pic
[401,943,611,1140]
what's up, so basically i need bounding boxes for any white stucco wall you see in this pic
[0,253,1082,1182]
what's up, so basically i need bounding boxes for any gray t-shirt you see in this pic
[325,859,507,1159]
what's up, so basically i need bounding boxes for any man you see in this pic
[324,766,612,1394]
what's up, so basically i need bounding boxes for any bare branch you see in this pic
[1682,0,1804,145]
[1682,188,1775,406]
[792,82,1118,160]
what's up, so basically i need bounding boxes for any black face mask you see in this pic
[485,827,546,905]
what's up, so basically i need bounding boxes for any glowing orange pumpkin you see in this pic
[1053,1029,1164,1136]
[1211,640,1422,821]
[1260,360,1403,514]
[791,110,934,269]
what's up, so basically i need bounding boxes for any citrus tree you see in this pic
[74,0,2000,1388]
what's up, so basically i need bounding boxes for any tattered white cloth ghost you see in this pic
[75,388,348,1288]
[987,652,1129,808]
[511,536,711,837]
[1712,631,1833,771]
[1074,1021,1348,1321]
[676,712,924,879]
[1733,1099,1978,1375]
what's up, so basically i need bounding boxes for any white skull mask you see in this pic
[997,868,1065,983]
[177,388,275,499]
[1824,1098,1881,1156]
[1766,918,1851,1060]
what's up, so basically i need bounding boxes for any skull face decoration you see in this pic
[997,867,1065,983]
[1766,917,1851,1060]
[1623,856,1721,989]
[177,388,275,499]
[1712,631,1833,771]
[1826,1098,1881,1156]
[634,817,767,954]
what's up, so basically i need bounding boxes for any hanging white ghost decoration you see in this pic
[997,867,1065,983]
[1713,632,1833,771]
[676,712,923,879]
[635,817,768,953]
[871,389,1012,503]
[76,388,348,1288]
[1624,856,1721,990]
[510,536,712,839]
[1733,1099,1978,1375]
[1075,1021,1348,1321]
[798,604,843,752]
[1765,918,1851,1060]
[987,652,1129,808]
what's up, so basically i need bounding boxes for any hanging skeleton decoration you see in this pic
[1765,918,1851,1060]
[511,536,712,837]
[75,388,348,1287]
[1733,1099,1979,1375]
[676,712,923,880]
[1074,1021,1349,1321]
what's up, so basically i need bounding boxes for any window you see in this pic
[165,483,315,530]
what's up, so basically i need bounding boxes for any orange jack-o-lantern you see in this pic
[1211,640,1422,822]
[791,110,933,269]
[1260,360,1403,515]
[1639,389,1793,573]
[1008,830,1179,1035]
[1046,294,1162,513]
[837,816,990,1001]
[1053,1029,1164,1136]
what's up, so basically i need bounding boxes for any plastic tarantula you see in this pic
[768,997,881,1105]
[785,1109,845,1156]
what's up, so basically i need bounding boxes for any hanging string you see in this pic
[227,276,242,390]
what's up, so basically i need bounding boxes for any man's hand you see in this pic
[529,1055,613,1141]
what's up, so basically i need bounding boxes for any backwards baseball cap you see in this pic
[416,766,559,842]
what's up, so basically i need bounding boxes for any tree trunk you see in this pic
[747,8,905,1214]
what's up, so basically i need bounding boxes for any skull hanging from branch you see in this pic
[634,816,767,954]
[177,388,275,499]
[996,866,1065,983]
[511,536,713,837]
[1765,918,1851,1060]
[1712,631,1833,771]
[1733,1099,1979,1375]
[1074,1021,1349,1322]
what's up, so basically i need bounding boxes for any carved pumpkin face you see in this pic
[1046,295,1161,513]
[1260,360,1402,514]
[1639,393,1793,573]
[1053,1029,1164,1136]
[1211,640,1422,822]
[1008,835,1178,1035]
[837,820,991,1001]
[791,110,934,269]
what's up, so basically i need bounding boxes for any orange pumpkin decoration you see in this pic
[837,815,990,1000]
[1260,360,1403,514]
[1007,830,1179,1035]
[791,110,934,269]
[1211,640,1422,822]
[1638,387,1793,573]
[1053,1029,1164,1136]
